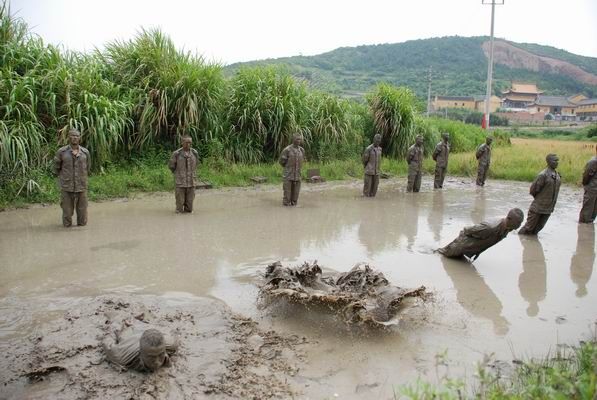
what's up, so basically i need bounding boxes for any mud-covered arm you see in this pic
[193,149,200,169]
[582,160,596,185]
[279,148,288,166]
[52,150,62,176]
[362,147,370,166]
[475,144,484,160]
[462,222,493,240]
[529,173,545,197]
[406,147,414,163]
[432,143,441,161]
[86,150,91,175]
[168,152,177,172]
[102,335,140,370]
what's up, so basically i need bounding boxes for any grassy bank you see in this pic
[398,339,597,399]
[1,138,593,210]
[506,125,597,142]
[446,138,595,185]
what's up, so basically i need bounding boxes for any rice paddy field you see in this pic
[443,138,596,185]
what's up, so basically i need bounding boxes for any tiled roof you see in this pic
[578,98,597,105]
[503,94,537,101]
[473,95,501,102]
[502,82,543,94]
[435,96,475,101]
[533,95,576,107]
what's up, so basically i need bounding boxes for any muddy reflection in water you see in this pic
[519,236,547,317]
[440,256,509,335]
[571,224,595,298]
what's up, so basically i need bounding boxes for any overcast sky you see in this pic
[11,0,597,64]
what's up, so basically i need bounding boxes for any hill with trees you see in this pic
[226,36,597,99]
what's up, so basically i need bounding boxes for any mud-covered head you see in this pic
[292,133,303,147]
[546,153,559,169]
[139,329,167,371]
[373,134,382,147]
[505,208,524,230]
[485,136,493,145]
[181,135,192,151]
[441,132,449,142]
[415,135,423,146]
[68,129,81,146]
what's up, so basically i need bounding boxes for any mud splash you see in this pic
[260,261,428,326]
[0,294,305,399]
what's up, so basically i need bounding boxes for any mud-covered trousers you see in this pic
[283,179,301,206]
[476,163,489,186]
[407,167,422,192]
[175,187,195,213]
[519,210,551,235]
[61,191,88,227]
[434,166,447,189]
[579,191,596,223]
[363,174,380,197]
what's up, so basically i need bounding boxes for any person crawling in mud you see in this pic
[438,208,524,262]
[102,328,178,372]
[260,261,427,326]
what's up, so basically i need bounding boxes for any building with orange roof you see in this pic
[502,82,543,109]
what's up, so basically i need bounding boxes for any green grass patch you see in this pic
[397,339,597,399]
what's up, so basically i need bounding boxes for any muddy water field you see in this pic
[0,177,595,399]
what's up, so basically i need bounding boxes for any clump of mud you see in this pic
[259,261,428,327]
[0,295,306,399]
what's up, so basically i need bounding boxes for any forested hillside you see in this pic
[226,36,597,98]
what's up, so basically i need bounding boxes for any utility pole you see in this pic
[482,0,504,130]
[426,66,432,117]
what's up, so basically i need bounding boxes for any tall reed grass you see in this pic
[0,2,512,201]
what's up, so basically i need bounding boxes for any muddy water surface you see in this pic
[1,178,595,398]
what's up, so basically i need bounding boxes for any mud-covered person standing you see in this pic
[362,134,382,197]
[579,144,597,223]
[406,135,424,192]
[519,153,561,235]
[53,128,91,227]
[168,135,199,213]
[279,134,305,206]
[476,136,492,186]
[432,132,450,189]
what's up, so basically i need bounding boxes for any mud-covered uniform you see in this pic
[53,145,91,227]
[279,144,305,206]
[439,219,510,260]
[519,167,561,235]
[169,147,199,213]
[432,140,450,189]
[406,143,423,192]
[103,330,178,372]
[476,142,491,186]
[362,143,382,197]
[579,156,597,223]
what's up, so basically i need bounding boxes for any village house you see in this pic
[501,82,542,109]
[527,95,580,120]
[576,98,597,121]
[432,95,501,113]
[432,96,476,110]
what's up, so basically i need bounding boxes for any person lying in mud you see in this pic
[260,261,426,326]
[102,328,178,372]
[438,208,524,262]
